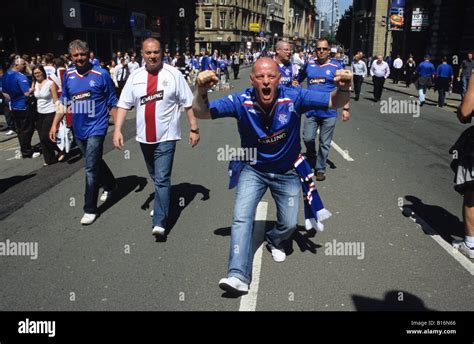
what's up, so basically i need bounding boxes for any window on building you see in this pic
[220,12,226,29]
[204,12,213,29]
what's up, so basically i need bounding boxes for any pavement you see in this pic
[364,77,462,109]
[0,67,472,312]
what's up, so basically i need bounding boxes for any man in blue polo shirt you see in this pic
[49,39,118,225]
[435,56,454,108]
[416,54,435,106]
[297,38,350,181]
[2,57,38,157]
[192,57,352,294]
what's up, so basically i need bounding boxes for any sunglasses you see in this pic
[71,52,87,57]
[316,47,329,52]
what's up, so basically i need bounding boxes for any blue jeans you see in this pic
[303,115,337,172]
[228,164,301,284]
[462,76,470,98]
[75,135,116,214]
[140,140,177,228]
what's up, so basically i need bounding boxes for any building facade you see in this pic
[0,0,196,64]
[351,0,474,64]
[283,0,317,48]
[195,0,316,54]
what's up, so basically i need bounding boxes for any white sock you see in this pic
[465,235,474,249]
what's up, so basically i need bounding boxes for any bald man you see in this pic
[274,40,299,86]
[193,57,352,294]
[113,38,200,237]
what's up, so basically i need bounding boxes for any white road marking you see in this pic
[330,140,355,161]
[239,201,268,311]
[400,207,474,275]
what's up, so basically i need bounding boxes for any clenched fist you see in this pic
[334,70,353,90]
[197,70,219,89]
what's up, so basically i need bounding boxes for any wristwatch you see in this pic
[190,128,200,134]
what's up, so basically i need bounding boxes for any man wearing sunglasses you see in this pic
[297,38,350,181]
[50,39,118,225]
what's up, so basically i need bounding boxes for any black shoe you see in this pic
[316,171,326,181]
[354,96,359,101]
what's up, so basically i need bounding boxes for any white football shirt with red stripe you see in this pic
[117,64,193,144]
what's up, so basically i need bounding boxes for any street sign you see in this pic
[249,23,260,32]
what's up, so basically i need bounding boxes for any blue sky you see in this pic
[339,0,353,17]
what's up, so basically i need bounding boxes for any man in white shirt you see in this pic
[370,55,390,102]
[392,55,403,84]
[115,59,129,96]
[113,38,200,238]
[351,51,367,101]
[127,56,140,74]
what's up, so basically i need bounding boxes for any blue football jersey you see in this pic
[277,62,298,86]
[298,59,342,117]
[209,86,330,173]
[61,65,118,140]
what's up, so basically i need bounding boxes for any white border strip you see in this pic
[400,207,474,275]
[239,201,268,311]
[330,140,355,161]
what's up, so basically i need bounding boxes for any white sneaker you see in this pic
[80,213,97,225]
[32,152,41,158]
[150,209,154,217]
[5,130,15,135]
[99,190,110,202]
[271,247,286,262]
[218,277,249,293]
[152,226,166,236]
[459,241,474,259]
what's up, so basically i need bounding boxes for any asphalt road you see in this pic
[0,67,472,311]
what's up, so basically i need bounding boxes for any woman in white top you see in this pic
[33,65,62,165]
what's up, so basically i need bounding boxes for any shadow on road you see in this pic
[352,290,434,311]
[98,175,148,215]
[141,183,210,240]
[0,174,36,194]
[214,222,322,257]
[402,195,464,242]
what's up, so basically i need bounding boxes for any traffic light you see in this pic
[381,16,387,27]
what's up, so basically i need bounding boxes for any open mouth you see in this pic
[262,87,271,97]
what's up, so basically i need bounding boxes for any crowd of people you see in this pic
[1,36,473,296]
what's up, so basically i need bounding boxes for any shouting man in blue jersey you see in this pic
[192,57,352,294]
[50,40,118,225]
